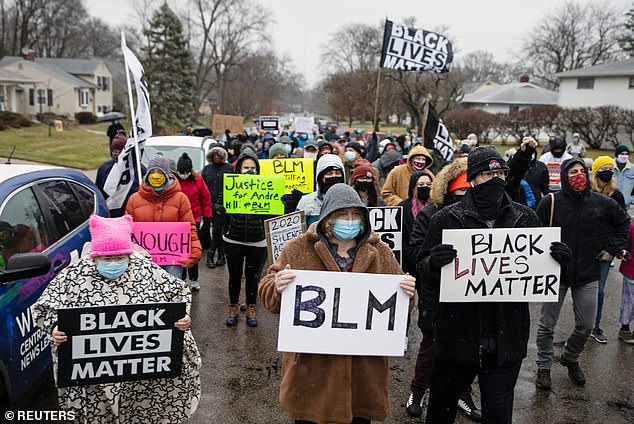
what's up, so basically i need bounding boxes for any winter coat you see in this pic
[201,146,234,215]
[397,170,434,274]
[125,179,202,264]
[381,146,434,206]
[178,172,213,222]
[417,190,541,366]
[224,149,270,243]
[296,154,345,226]
[619,222,634,279]
[33,253,201,423]
[524,159,549,205]
[371,150,402,189]
[258,225,403,423]
[536,158,630,286]
[614,160,634,208]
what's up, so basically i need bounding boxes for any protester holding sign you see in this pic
[259,183,415,424]
[223,149,273,327]
[33,215,201,422]
[296,154,345,226]
[381,145,433,206]
[125,153,202,278]
[417,146,571,423]
[176,153,213,292]
[535,158,629,390]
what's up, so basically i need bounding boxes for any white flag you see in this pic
[122,44,152,141]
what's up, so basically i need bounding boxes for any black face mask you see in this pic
[417,186,430,202]
[355,181,372,192]
[321,176,345,195]
[596,170,614,183]
[471,177,505,219]
[552,149,564,158]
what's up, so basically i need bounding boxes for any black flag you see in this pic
[380,20,453,73]
[423,103,454,162]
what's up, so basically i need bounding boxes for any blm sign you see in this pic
[57,303,185,387]
[368,206,402,264]
[380,20,453,73]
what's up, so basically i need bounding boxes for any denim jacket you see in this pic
[614,161,634,207]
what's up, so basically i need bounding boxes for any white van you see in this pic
[141,136,219,173]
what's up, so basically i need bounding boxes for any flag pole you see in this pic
[372,67,382,132]
[420,93,432,138]
[121,31,143,187]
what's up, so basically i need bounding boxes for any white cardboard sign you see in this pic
[278,270,408,356]
[440,227,561,303]
[294,117,314,133]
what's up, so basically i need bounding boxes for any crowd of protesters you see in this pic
[45,121,634,423]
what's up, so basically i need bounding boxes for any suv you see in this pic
[0,164,108,407]
[141,136,218,173]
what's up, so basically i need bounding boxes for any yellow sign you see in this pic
[259,158,314,194]
[223,174,285,215]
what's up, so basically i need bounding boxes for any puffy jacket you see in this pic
[536,158,630,286]
[178,172,212,222]
[417,191,541,365]
[381,146,433,206]
[224,149,271,242]
[125,179,202,263]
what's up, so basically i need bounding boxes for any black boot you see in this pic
[216,249,226,266]
[206,249,216,268]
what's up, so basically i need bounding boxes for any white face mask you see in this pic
[617,153,629,164]
[304,151,317,160]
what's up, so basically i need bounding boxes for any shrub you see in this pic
[75,112,96,124]
[0,111,32,129]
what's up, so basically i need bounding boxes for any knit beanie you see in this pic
[269,143,289,158]
[110,133,128,153]
[447,172,470,193]
[467,146,509,181]
[351,163,376,184]
[592,156,615,174]
[147,153,171,175]
[346,141,364,156]
[615,144,630,156]
[89,214,134,258]
[177,152,193,174]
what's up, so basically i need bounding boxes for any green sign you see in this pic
[223,174,285,215]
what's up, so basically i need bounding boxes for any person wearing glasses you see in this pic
[417,146,571,423]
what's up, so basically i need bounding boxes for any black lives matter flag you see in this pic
[424,102,454,162]
[380,20,453,73]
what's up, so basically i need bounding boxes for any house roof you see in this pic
[554,58,634,78]
[460,82,558,106]
[462,80,500,95]
[0,56,96,88]
[35,57,103,75]
[0,67,40,84]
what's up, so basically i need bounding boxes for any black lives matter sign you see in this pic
[57,302,185,387]
[380,20,453,73]
[369,206,403,264]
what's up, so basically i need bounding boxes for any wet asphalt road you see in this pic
[30,254,634,423]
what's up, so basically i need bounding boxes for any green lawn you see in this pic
[0,123,110,169]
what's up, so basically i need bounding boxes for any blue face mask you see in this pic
[344,151,357,162]
[97,259,129,280]
[333,219,361,240]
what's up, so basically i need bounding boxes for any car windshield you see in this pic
[142,146,205,172]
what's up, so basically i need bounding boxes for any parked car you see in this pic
[141,136,218,173]
[0,164,108,407]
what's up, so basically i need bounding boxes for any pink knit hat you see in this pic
[89,215,134,258]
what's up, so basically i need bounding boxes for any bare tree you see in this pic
[556,106,622,148]
[319,23,382,72]
[521,0,624,88]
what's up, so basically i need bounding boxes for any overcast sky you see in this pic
[86,0,632,88]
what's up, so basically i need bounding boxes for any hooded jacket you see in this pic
[381,145,433,206]
[371,149,402,188]
[125,178,202,265]
[223,149,271,243]
[417,189,541,365]
[296,154,345,226]
[201,146,234,214]
[536,158,630,286]
[258,184,403,424]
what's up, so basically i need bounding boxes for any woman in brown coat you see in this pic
[125,153,202,278]
[259,183,415,424]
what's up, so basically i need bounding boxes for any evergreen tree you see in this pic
[619,2,634,55]
[143,2,196,128]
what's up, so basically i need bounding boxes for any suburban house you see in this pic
[555,58,634,110]
[0,55,117,118]
[460,78,558,113]
[0,68,40,114]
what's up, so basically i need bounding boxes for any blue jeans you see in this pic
[161,265,183,279]
[595,261,611,327]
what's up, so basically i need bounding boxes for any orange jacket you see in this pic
[126,179,202,266]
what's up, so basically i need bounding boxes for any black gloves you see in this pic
[212,203,226,215]
[429,244,457,270]
[281,189,303,214]
[550,241,571,266]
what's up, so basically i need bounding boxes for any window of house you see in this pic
[97,105,102,113]
[577,77,595,89]
[103,77,109,91]
[509,105,519,113]
[37,89,46,105]
[97,76,102,91]
[29,88,34,106]
[78,89,89,107]
[629,77,634,89]
[47,89,53,106]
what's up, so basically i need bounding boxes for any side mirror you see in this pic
[0,253,51,284]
